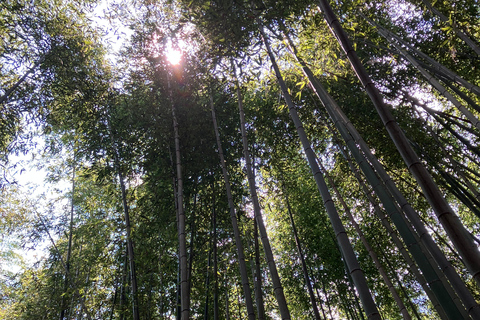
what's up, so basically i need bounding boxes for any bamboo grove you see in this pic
[1,0,480,319]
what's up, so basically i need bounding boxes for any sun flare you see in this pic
[166,47,182,65]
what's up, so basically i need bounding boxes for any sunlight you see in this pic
[166,46,182,65]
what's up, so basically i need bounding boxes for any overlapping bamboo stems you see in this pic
[435,75,480,114]
[364,18,480,98]
[281,29,472,318]
[317,156,412,320]
[232,62,291,319]
[316,0,480,289]
[107,113,140,320]
[409,133,480,217]
[312,76,475,319]
[334,134,447,320]
[414,101,480,159]
[167,71,189,320]
[281,180,322,320]
[409,104,480,202]
[429,159,480,218]
[374,28,480,130]
[372,236,424,320]
[331,114,465,319]
[210,94,256,320]
[259,24,381,320]
[417,0,480,56]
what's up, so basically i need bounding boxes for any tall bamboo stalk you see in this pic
[60,163,76,320]
[233,61,291,319]
[167,70,189,320]
[210,94,257,320]
[253,219,266,320]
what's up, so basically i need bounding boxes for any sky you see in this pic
[1,0,125,274]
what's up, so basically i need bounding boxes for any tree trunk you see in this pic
[213,186,219,320]
[260,24,381,320]
[168,71,189,320]
[210,94,257,320]
[254,219,266,320]
[204,247,212,320]
[233,60,291,319]
[60,164,76,320]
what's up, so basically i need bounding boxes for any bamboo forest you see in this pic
[1,0,480,319]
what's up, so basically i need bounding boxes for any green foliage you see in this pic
[1,0,479,318]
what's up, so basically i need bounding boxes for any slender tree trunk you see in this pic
[225,277,231,320]
[119,252,128,320]
[281,181,322,320]
[106,111,140,320]
[254,219,266,320]
[188,190,197,303]
[314,285,328,320]
[117,168,140,320]
[213,186,219,320]
[204,247,212,320]
[210,94,256,320]
[60,164,76,320]
[168,71,189,320]
[260,24,381,320]
[315,2,480,289]
[233,60,291,319]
